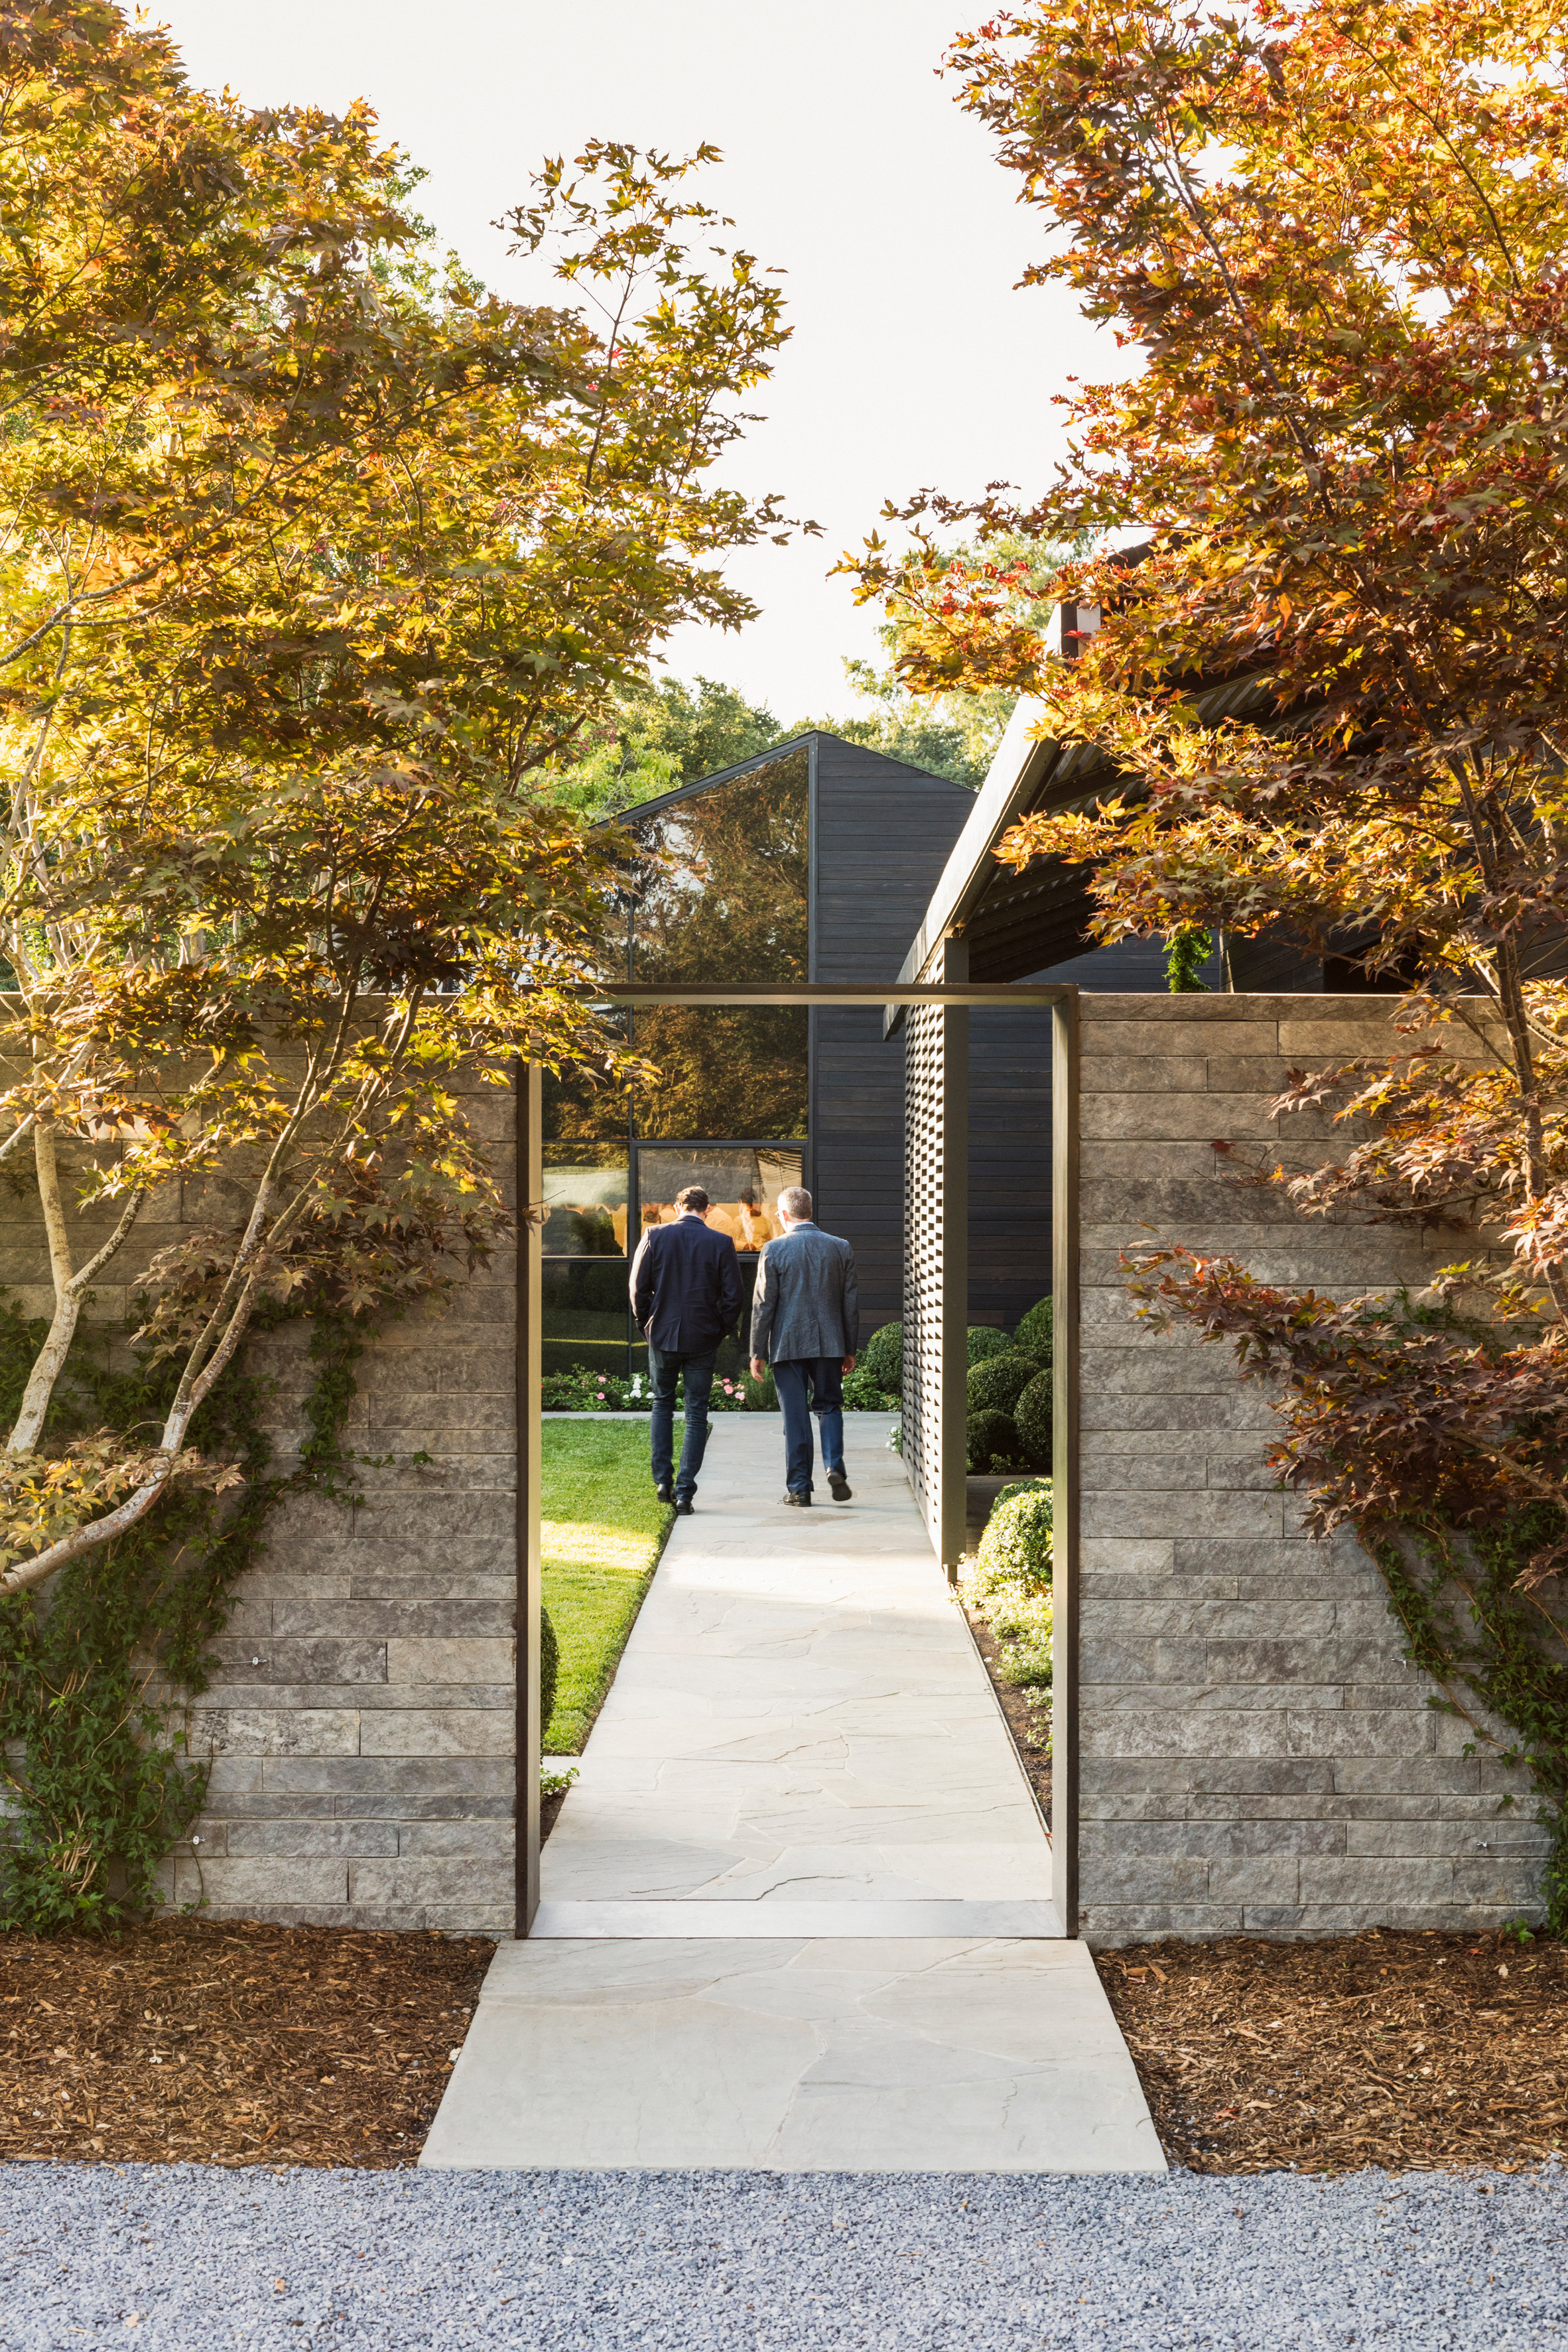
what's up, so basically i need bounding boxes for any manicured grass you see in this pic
[541,1417,675,1754]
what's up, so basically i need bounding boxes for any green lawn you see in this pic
[541,1418,675,1755]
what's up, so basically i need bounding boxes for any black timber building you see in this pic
[541,690,1357,1382]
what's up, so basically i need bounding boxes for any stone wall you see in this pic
[1,1069,517,1937]
[1077,993,1550,1944]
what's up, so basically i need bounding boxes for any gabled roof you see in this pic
[612,728,972,830]
[612,730,817,828]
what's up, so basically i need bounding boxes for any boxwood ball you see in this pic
[966,1352,1039,1417]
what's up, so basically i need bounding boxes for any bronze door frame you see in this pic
[516,980,1079,1938]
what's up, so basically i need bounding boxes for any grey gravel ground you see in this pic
[1,2162,1564,2350]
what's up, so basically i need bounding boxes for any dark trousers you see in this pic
[772,1357,846,1495]
[647,1343,716,1501]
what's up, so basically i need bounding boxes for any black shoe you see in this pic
[827,1470,852,1502]
[782,1490,812,1507]
[675,1499,694,1516]
[655,1480,675,1504]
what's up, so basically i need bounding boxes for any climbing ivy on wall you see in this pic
[0,1298,369,1933]
[1372,1508,1568,1933]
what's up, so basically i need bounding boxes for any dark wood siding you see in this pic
[809,737,1193,1344]
[810,740,974,1332]
[809,740,1182,1342]
[968,1008,1053,1330]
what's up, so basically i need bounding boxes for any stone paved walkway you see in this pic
[422,1415,1162,2172]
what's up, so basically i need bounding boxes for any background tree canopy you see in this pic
[545,541,1051,821]
[0,2,803,1595]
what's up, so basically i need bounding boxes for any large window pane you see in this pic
[543,1012,631,1143]
[542,1258,631,1378]
[633,1146,803,1252]
[542,1143,629,1257]
[629,748,808,984]
[630,1004,808,1140]
[627,1145,801,1380]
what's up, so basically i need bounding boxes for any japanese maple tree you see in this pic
[848,0,1568,1567]
[0,3,799,1593]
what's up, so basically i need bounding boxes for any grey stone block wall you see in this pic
[1,1069,516,1937]
[1077,994,1548,1945]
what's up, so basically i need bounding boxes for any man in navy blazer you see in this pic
[630,1185,742,1514]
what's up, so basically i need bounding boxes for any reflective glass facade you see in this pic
[543,746,811,1378]
[629,751,808,984]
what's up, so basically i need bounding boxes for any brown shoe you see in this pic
[782,1490,812,1507]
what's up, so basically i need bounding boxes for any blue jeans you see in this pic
[772,1358,846,1495]
[647,1344,716,1502]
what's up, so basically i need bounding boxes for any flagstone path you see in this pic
[421,1415,1163,2173]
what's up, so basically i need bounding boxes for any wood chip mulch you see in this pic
[1098,1927,1568,2174]
[1,1918,494,2168]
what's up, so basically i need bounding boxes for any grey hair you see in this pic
[777,1185,812,1220]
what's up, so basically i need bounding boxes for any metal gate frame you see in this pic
[516,978,1079,1939]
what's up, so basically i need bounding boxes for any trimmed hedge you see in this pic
[960,1481,1053,1690]
[974,1481,1053,1590]
[966,1408,1027,1473]
[541,1604,559,1738]
[858,1323,1033,1403]
[862,1321,903,1397]
[1014,1295,1054,1368]
[1015,1370,1053,1470]
[966,1351,1038,1417]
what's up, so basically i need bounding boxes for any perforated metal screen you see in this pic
[901,996,967,1565]
[901,1003,943,1549]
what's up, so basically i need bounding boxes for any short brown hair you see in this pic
[675,1184,709,1212]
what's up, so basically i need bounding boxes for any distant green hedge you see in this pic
[1015,1370,1053,1470]
[863,1309,1051,1406]
[967,1352,1038,1416]
[1015,1295,1053,1368]
[862,1321,903,1396]
[966,1407,1027,1473]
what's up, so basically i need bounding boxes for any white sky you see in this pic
[151,0,1113,720]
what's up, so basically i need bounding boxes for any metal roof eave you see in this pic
[894,694,1065,987]
[893,661,1285,993]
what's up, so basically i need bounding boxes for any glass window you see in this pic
[541,752,809,1381]
[633,1146,803,1255]
[542,1258,631,1379]
[628,748,808,985]
[629,1005,808,1141]
[541,1143,629,1258]
[543,1012,631,1143]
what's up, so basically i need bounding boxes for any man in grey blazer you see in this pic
[749,1186,859,1507]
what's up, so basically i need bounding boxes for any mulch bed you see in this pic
[962,1603,1051,1825]
[1098,1926,1568,2174]
[9,1905,1561,2180]
[1,1918,493,2168]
